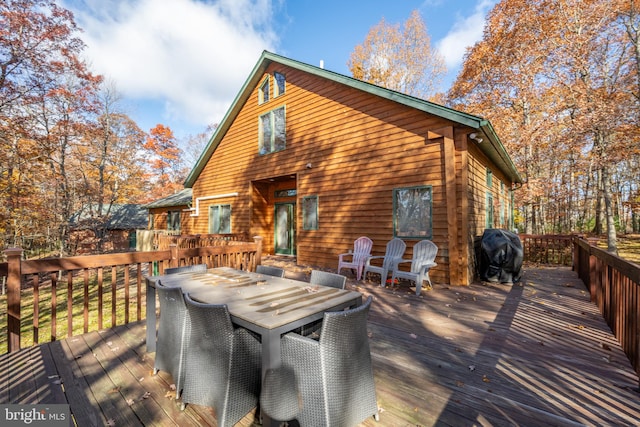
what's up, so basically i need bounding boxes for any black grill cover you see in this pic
[477,229,523,283]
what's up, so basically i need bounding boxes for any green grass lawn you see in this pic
[613,234,640,264]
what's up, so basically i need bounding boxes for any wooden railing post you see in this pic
[5,247,23,352]
[253,236,263,268]
[169,243,179,268]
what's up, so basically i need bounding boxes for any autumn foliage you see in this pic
[447,0,640,247]
[348,10,447,101]
[0,0,187,255]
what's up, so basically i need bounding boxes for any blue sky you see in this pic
[59,0,497,140]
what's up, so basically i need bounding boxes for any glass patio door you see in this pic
[275,202,295,255]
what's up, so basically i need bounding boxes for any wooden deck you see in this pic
[2,264,639,426]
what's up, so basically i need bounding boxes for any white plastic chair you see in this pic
[337,236,373,280]
[363,237,406,286]
[391,240,438,295]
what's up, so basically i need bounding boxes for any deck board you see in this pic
[1,264,639,426]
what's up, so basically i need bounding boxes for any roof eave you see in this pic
[477,123,524,184]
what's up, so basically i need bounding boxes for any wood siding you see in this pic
[189,63,517,285]
[148,206,192,232]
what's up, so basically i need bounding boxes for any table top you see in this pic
[146,267,362,330]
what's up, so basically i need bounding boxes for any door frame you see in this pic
[274,202,296,255]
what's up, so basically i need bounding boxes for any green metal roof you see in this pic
[142,188,192,209]
[185,50,522,186]
[69,204,148,230]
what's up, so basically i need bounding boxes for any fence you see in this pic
[135,230,249,251]
[573,235,640,379]
[1,236,262,353]
[519,234,574,266]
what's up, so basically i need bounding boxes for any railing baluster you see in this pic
[67,271,73,338]
[111,266,117,327]
[33,274,39,344]
[98,267,103,330]
[51,274,57,342]
[124,266,130,324]
[83,269,89,334]
[136,264,142,322]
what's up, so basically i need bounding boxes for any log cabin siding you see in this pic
[147,207,193,232]
[192,66,453,282]
[184,52,522,286]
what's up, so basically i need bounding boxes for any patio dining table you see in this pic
[144,267,362,425]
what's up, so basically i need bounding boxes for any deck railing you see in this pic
[0,236,262,353]
[155,232,250,250]
[573,236,640,378]
[519,234,574,266]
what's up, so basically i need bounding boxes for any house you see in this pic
[68,204,148,254]
[182,51,523,286]
[143,188,193,233]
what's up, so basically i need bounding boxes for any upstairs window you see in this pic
[486,168,493,188]
[259,77,270,104]
[274,72,286,97]
[259,106,286,155]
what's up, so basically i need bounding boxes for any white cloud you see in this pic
[62,0,277,129]
[436,0,497,70]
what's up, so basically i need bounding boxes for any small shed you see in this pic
[68,204,148,254]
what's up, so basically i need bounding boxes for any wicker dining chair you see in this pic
[164,263,208,275]
[309,269,346,289]
[256,265,286,277]
[265,296,379,425]
[153,282,189,399]
[179,294,261,427]
[299,270,348,336]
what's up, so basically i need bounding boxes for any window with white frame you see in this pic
[209,204,231,234]
[393,186,432,238]
[259,106,286,155]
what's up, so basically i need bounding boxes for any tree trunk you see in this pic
[593,169,603,235]
[601,165,618,253]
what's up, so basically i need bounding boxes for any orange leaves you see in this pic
[143,124,186,199]
[348,10,446,100]
[448,0,640,235]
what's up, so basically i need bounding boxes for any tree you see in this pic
[348,10,446,100]
[448,0,639,251]
[77,81,148,251]
[0,0,102,254]
[144,124,184,200]
[0,0,87,115]
[181,123,217,171]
